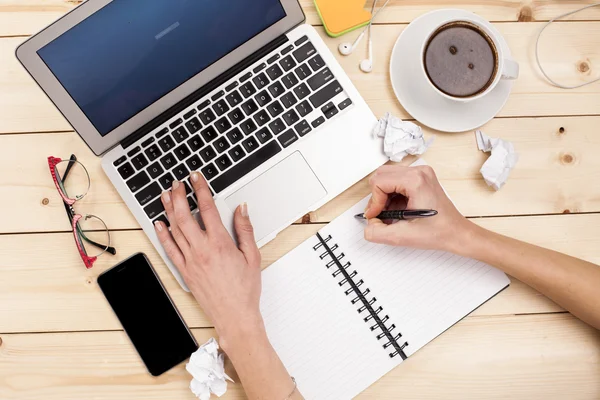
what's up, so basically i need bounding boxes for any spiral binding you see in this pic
[313,232,409,360]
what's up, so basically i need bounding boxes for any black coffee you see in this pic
[424,22,498,98]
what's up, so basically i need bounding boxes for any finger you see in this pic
[161,190,192,257]
[154,220,186,271]
[190,171,228,237]
[234,203,261,267]
[170,179,205,242]
[365,167,420,219]
[364,218,407,246]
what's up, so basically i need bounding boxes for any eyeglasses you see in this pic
[48,155,116,268]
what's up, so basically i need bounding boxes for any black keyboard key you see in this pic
[141,137,155,147]
[240,119,257,135]
[160,153,177,170]
[186,154,203,171]
[307,68,334,91]
[211,90,225,101]
[126,171,150,193]
[174,143,191,160]
[308,54,325,71]
[293,83,311,100]
[117,162,135,180]
[278,129,298,148]
[127,146,141,157]
[255,90,272,107]
[156,127,169,138]
[225,82,239,92]
[173,164,189,181]
[169,118,183,129]
[253,110,270,127]
[172,126,189,143]
[322,102,339,119]
[252,73,269,90]
[228,108,245,125]
[239,72,252,82]
[294,120,312,137]
[281,44,294,55]
[242,136,259,153]
[135,182,161,206]
[295,64,312,80]
[153,213,170,227]
[132,154,149,170]
[226,90,243,107]
[187,135,204,152]
[199,109,216,125]
[214,136,231,153]
[295,36,309,46]
[226,127,244,144]
[113,156,127,167]
[199,146,217,162]
[267,54,280,64]
[282,72,299,89]
[293,42,317,63]
[158,136,176,152]
[282,109,300,126]
[212,140,282,193]
[147,162,164,179]
[184,181,193,195]
[266,64,283,80]
[256,127,273,144]
[280,92,298,109]
[311,116,326,128]
[240,82,257,98]
[145,144,162,161]
[241,99,259,116]
[201,163,219,180]
[144,197,165,219]
[267,100,284,117]
[215,117,232,133]
[216,154,233,171]
[200,126,218,143]
[339,98,353,110]
[296,100,313,117]
[253,63,266,73]
[183,109,197,119]
[229,145,246,162]
[212,99,229,116]
[197,100,211,111]
[269,118,286,135]
[187,196,197,212]
[268,81,285,98]
[158,172,175,190]
[309,80,343,108]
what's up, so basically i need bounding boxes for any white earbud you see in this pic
[338,30,366,56]
[360,35,373,73]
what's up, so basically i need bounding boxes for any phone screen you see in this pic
[98,253,198,376]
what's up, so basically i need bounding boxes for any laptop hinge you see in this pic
[120,34,289,150]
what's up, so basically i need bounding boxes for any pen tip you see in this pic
[354,213,365,219]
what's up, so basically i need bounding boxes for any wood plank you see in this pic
[3,0,600,37]
[0,313,598,399]
[2,22,600,134]
[4,212,600,333]
[2,115,599,234]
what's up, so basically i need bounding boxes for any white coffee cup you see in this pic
[420,17,519,102]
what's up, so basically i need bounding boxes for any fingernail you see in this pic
[154,221,163,232]
[240,202,248,217]
[172,180,180,190]
[162,191,171,203]
[364,206,370,215]
[191,172,199,182]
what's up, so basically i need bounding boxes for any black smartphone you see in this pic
[98,253,198,376]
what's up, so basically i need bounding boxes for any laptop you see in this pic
[17,0,387,291]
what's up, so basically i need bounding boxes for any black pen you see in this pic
[354,210,438,220]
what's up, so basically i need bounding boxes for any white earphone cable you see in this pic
[535,3,600,89]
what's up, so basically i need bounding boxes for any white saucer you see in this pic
[390,9,514,133]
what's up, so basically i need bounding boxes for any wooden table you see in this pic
[1,1,599,399]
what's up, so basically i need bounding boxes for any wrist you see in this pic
[218,312,268,356]
[446,218,484,257]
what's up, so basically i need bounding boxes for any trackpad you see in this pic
[225,152,327,242]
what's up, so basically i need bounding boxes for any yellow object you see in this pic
[314,0,372,37]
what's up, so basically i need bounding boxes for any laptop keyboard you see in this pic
[112,35,353,227]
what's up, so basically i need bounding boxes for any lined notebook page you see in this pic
[319,196,510,358]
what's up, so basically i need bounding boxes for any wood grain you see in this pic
[2,22,600,134]
[0,313,598,399]
[5,212,600,334]
[2,115,599,234]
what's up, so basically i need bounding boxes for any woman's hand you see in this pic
[153,171,263,348]
[364,165,473,253]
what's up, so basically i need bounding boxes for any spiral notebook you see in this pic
[260,189,510,399]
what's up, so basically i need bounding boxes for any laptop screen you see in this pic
[37,0,286,136]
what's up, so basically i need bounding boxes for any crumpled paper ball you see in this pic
[372,112,433,162]
[186,338,234,400]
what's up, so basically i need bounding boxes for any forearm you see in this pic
[220,320,303,400]
[455,221,600,330]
